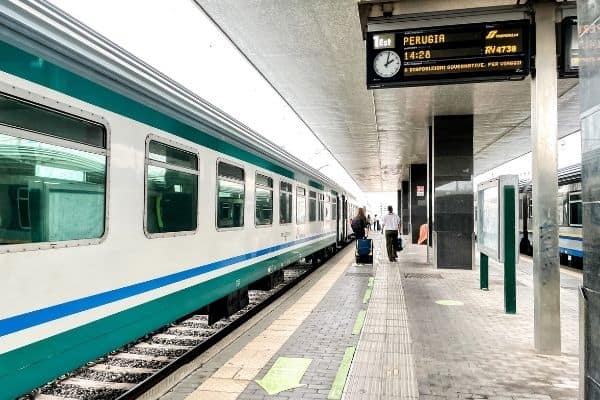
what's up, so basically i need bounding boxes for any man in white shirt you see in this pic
[381,205,401,262]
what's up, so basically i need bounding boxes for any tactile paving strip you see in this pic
[343,235,419,400]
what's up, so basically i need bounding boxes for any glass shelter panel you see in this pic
[478,185,499,257]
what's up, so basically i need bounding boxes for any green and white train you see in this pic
[0,2,359,398]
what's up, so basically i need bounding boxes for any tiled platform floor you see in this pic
[396,241,579,400]
[156,234,580,400]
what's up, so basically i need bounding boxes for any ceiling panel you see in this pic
[196,0,580,192]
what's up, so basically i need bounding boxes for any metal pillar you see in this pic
[480,253,488,290]
[504,185,516,314]
[531,2,561,354]
[431,115,474,269]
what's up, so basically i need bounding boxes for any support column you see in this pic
[401,180,410,235]
[397,189,402,227]
[577,1,600,396]
[531,2,561,355]
[409,164,427,244]
[431,115,473,269]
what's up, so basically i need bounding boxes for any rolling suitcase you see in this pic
[355,238,373,264]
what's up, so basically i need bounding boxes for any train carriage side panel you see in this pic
[0,55,335,398]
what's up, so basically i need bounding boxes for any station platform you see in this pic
[153,235,580,400]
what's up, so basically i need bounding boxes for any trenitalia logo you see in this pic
[486,30,520,39]
[486,30,498,39]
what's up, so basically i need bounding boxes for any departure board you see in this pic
[559,17,578,77]
[366,20,531,88]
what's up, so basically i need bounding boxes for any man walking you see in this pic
[381,205,400,262]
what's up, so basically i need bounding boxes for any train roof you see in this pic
[0,1,357,199]
[519,164,581,192]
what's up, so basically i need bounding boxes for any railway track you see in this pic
[25,252,338,400]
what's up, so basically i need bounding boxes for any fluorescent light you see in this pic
[35,165,84,182]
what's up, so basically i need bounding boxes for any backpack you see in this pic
[351,218,362,234]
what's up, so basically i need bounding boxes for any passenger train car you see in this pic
[0,3,359,398]
[519,164,583,267]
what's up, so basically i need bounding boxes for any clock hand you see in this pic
[385,52,390,65]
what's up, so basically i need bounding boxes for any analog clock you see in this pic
[373,50,401,78]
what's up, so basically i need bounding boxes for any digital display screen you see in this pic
[366,20,530,88]
[560,17,579,77]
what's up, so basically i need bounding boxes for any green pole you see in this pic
[480,252,489,290]
[504,185,516,314]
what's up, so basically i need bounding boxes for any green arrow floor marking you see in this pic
[256,357,312,395]
[368,277,374,287]
[352,310,366,335]
[328,347,356,399]
[362,288,372,304]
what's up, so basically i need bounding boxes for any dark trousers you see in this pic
[385,230,398,260]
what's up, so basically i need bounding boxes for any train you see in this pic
[0,2,360,398]
[519,164,583,268]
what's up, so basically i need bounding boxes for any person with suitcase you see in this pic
[352,208,372,263]
[351,207,368,239]
[381,205,401,262]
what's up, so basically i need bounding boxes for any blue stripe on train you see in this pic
[560,236,583,242]
[520,231,584,242]
[560,248,583,257]
[0,232,335,337]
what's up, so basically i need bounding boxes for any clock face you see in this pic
[373,50,401,78]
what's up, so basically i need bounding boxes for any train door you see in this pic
[341,195,347,240]
[335,195,340,245]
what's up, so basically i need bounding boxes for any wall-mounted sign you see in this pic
[559,17,579,78]
[416,185,425,197]
[366,20,531,88]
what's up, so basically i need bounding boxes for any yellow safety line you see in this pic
[185,249,355,400]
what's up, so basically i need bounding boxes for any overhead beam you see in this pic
[358,1,525,37]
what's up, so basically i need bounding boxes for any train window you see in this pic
[217,161,245,228]
[309,191,317,222]
[297,186,306,224]
[0,102,107,246]
[255,173,273,226]
[218,162,244,181]
[0,93,105,148]
[318,193,324,221]
[557,195,567,226]
[280,181,293,224]
[146,141,198,235]
[149,141,198,170]
[331,197,336,220]
[569,192,582,226]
